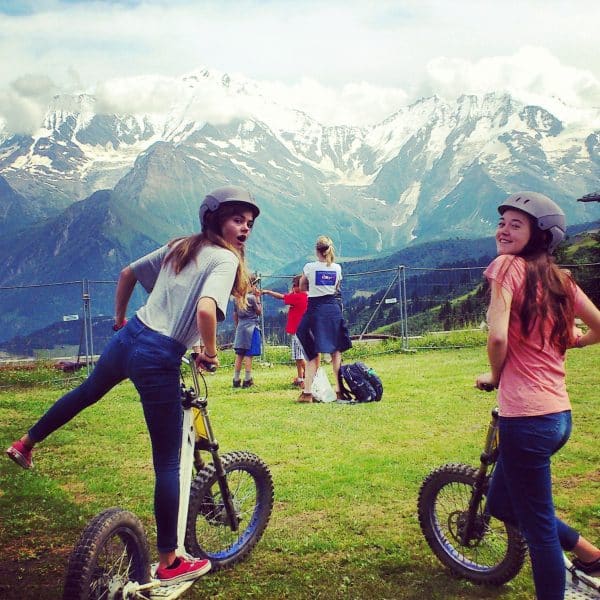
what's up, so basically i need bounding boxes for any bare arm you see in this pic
[254,295,262,317]
[299,275,309,292]
[195,297,219,369]
[476,280,511,389]
[574,291,600,348]
[114,266,138,328]
[262,289,284,300]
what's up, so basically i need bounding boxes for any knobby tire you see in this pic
[417,463,527,586]
[185,451,274,570]
[62,507,151,600]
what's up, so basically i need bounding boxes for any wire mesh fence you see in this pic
[0,261,598,373]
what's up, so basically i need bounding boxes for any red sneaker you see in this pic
[6,440,33,469]
[156,556,211,584]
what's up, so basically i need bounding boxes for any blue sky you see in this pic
[1,0,599,129]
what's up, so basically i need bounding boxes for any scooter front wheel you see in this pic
[185,451,274,570]
[418,463,527,586]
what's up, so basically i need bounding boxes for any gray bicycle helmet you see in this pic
[199,185,260,230]
[498,191,566,254]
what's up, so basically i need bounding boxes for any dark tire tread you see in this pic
[418,463,527,586]
[63,507,151,600]
[185,451,274,571]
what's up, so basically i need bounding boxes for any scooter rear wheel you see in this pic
[63,507,151,599]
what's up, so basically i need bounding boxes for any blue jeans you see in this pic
[29,316,186,553]
[486,411,580,600]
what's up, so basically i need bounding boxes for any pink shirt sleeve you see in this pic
[483,254,525,295]
[573,283,586,314]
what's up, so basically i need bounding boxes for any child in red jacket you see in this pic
[262,275,308,386]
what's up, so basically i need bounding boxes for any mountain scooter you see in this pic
[418,388,599,598]
[62,354,274,599]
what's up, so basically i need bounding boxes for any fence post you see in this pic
[401,265,409,350]
[88,282,95,369]
[81,279,94,375]
[397,266,405,346]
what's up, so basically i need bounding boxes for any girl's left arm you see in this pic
[575,290,600,348]
[195,296,219,368]
[262,289,284,300]
[476,280,512,389]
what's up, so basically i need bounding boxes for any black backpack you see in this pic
[337,362,383,403]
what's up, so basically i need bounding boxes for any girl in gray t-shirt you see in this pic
[7,186,260,585]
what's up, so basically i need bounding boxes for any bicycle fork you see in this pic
[460,408,500,546]
[176,401,197,555]
[187,362,240,534]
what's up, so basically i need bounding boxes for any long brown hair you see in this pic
[162,202,252,308]
[513,215,575,353]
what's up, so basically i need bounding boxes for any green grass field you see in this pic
[1,344,599,599]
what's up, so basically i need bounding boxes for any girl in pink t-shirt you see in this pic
[475,192,600,598]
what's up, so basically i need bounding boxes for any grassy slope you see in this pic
[1,345,599,599]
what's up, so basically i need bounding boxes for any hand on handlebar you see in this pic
[193,351,219,372]
[475,372,497,392]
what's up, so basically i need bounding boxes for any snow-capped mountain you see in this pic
[1,68,598,249]
[0,66,599,339]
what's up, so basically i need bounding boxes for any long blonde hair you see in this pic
[315,235,335,266]
[163,203,252,308]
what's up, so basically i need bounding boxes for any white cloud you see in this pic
[11,74,57,100]
[422,47,600,111]
[94,73,253,125]
[1,0,600,130]
[0,75,58,134]
[257,79,410,125]
[94,76,182,116]
[0,91,46,135]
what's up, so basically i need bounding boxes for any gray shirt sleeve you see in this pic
[130,246,170,293]
[199,252,239,322]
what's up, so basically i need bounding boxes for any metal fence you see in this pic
[1,262,598,368]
